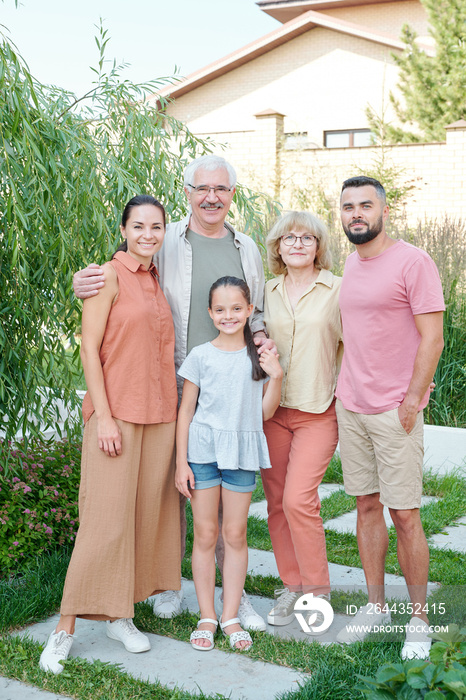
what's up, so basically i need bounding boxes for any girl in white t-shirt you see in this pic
[175,276,282,652]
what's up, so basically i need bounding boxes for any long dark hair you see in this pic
[114,195,166,256]
[208,276,266,381]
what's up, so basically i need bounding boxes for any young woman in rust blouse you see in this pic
[40,195,180,674]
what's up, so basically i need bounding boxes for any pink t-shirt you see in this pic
[336,239,444,414]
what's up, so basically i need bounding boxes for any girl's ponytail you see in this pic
[244,317,267,381]
[209,276,266,381]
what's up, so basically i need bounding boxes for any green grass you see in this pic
[0,635,216,699]
[0,547,72,634]
[0,630,405,700]
[322,454,344,484]
[321,490,356,521]
[2,463,466,699]
[251,474,265,502]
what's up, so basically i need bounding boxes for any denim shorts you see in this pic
[189,462,256,493]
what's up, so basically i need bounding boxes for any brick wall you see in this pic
[193,117,466,222]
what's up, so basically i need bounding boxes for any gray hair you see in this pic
[184,155,237,188]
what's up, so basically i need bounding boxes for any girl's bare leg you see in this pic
[221,488,253,650]
[190,485,221,648]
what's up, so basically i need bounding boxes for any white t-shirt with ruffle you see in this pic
[178,342,271,471]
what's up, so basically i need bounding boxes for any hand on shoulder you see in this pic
[73,263,105,299]
[82,263,118,308]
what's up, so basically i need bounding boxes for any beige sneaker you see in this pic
[267,588,301,626]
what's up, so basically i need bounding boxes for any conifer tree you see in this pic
[368,0,466,142]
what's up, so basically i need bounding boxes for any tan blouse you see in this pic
[264,269,343,414]
[82,251,177,425]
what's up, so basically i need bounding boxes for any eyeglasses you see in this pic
[281,233,317,247]
[187,184,232,195]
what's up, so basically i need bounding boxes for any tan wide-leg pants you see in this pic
[60,415,180,620]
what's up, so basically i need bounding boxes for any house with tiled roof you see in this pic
[153,0,466,221]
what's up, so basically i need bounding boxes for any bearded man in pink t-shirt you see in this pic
[334,176,445,660]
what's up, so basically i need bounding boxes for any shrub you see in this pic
[356,624,466,698]
[0,439,81,575]
[0,20,276,444]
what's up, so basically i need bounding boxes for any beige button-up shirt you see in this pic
[264,269,343,413]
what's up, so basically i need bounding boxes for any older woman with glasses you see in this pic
[262,211,342,628]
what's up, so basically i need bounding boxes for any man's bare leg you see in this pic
[336,492,390,643]
[389,507,429,623]
[356,493,388,606]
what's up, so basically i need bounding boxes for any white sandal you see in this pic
[220,617,253,651]
[190,618,218,652]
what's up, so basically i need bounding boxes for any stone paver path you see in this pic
[8,481,466,699]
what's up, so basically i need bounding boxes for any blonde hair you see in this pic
[266,211,332,276]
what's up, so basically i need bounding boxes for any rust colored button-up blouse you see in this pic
[82,251,177,425]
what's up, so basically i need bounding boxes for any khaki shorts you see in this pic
[335,399,424,510]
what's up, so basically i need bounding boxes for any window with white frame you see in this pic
[324,129,373,148]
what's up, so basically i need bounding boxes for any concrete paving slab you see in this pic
[0,677,72,700]
[428,516,466,552]
[248,547,400,591]
[248,501,268,520]
[18,616,309,700]
[318,484,346,499]
[246,548,437,600]
[324,495,438,534]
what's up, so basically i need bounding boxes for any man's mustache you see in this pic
[200,202,224,210]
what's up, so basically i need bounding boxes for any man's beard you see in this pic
[343,215,383,245]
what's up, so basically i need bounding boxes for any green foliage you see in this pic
[355,146,418,214]
[0,22,274,443]
[0,439,81,574]
[356,625,466,698]
[426,292,466,428]
[375,0,466,143]
[398,216,466,428]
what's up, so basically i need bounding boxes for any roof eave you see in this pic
[153,9,432,102]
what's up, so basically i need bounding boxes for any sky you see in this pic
[0,0,279,96]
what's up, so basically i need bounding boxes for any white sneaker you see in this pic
[336,603,391,644]
[151,589,183,619]
[401,617,432,660]
[237,591,266,631]
[106,618,151,653]
[39,630,74,674]
[267,588,302,626]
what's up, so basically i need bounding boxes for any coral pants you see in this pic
[262,402,338,595]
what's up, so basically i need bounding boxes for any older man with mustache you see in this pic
[73,154,271,631]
